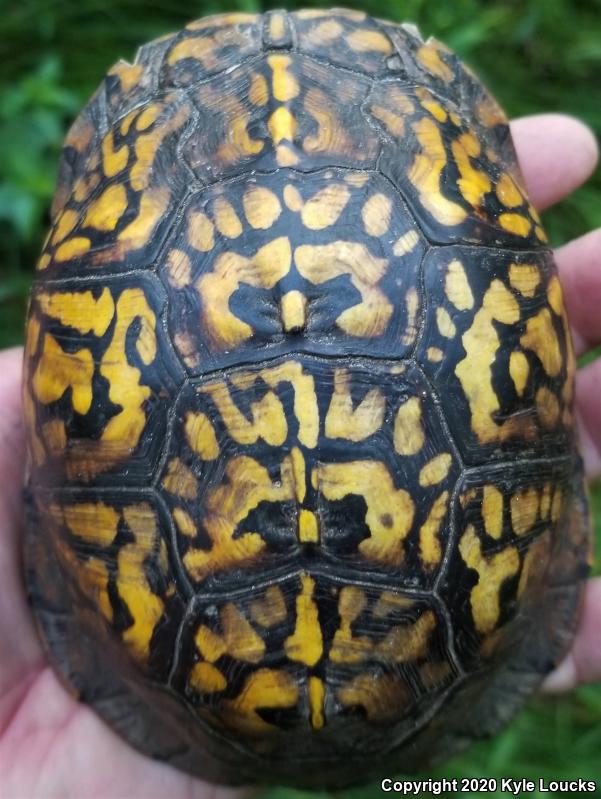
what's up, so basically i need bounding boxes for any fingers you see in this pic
[0,348,43,715]
[510,114,598,211]
[577,362,601,480]
[542,577,601,692]
[555,229,601,357]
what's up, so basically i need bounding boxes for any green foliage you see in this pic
[0,1,599,792]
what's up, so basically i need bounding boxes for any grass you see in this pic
[1,1,599,794]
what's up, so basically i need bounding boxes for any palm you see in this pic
[1,115,599,798]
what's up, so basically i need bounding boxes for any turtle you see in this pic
[22,7,592,790]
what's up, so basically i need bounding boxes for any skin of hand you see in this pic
[0,113,599,798]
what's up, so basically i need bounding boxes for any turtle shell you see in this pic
[22,8,591,789]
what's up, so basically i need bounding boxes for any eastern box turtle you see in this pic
[22,7,591,789]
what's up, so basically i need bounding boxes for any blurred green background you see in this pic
[0,1,599,796]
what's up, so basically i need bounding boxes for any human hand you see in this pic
[0,113,599,797]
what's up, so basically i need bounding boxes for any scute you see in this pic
[23,7,590,790]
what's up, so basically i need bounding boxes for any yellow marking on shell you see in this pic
[337,672,411,722]
[409,118,468,226]
[188,210,214,252]
[284,184,303,211]
[83,183,128,232]
[427,347,444,362]
[212,197,243,239]
[117,504,164,660]
[402,287,420,347]
[37,287,114,337]
[102,131,128,177]
[452,132,491,208]
[201,380,287,447]
[197,237,291,349]
[499,212,532,237]
[551,487,563,522]
[419,491,449,569]
[312,19,343,40]
[184,411,219,460]
[51,209,78,245]
[362,193,393,237]
[117,186,170,252]
[61,502,119,547]
[330,586,371,663]
[284,573,323,667]
[445,259,474,310]
[52,521,113,622]
[393,396,424,456]
[510,487,539,535]
[296,8,366,19]
[186,12,257,29]
[315,461,415,567]
[268,106,298,146]
[298,509,320,544]
[509,263,541,298]
[377,610,437,662]
[456,280,536,444]
[98,288,156,458]
[496,173,524,208]
[280,290,308,332]
[419,453,452,487]
[23,316,45,465]
[459,525,520,634]
[520,309,562,378]
[189,662,227,693]
[416,41,454,82]
[371,104,405,137]
[183,456,293,581]
[547,275,565,316]
[346,29,392,54]
[167,35,220,70]
[260,360,319,448]
[325,368,385,442]
[300,183,350,230]
[540,483,552,519]
[108,61,144,93]
[249,73,269,106]
[536,386,560,428]
[196,606,265,665]
[213,94,264,162]
[36,253,51,271]
[54,237,91,262]
[308,676,325,730]
[535,225,548,243]
[436,307,456,338]
[134,104,161,131]
[161,457,198,500]
[509,350,529,397]
[483,485,504,539]
[393,230,420,256]
[275,143,299,167]
[476,94,507,128]
[373,591,414,618]
[165,248,192,288]
[268,54,299,101]
[173,506,197,537]
[303,88,353,158]
[416,88,448,122]
[119,111,137,136]
[224,668,299,735]
[72,173,101,203]
[250,586,287,628]
[33,334,94,415]
[41,418,66,458]
[295,241,392,338]
[243,186,282,229]
[287,446,306,503]
[268,12,287,42]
